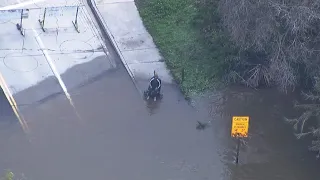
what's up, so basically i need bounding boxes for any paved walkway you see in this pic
[0,0,116,132]
[89,0,173,92]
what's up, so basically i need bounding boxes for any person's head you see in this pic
[154,71,158,78]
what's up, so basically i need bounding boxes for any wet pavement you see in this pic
[0,0,320,180]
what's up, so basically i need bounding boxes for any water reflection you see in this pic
[145,97,162,115]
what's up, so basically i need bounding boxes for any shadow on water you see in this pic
[12,55,119,110]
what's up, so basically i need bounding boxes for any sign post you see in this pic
[231,116,249,164]
[235,135,241,164]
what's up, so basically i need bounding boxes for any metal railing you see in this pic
[0,5,83,36]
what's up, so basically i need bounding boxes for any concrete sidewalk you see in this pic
[0,0,115,104]
[0,0,117,132]
[88,0,173,92]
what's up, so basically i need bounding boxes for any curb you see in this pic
[86,0,143,94]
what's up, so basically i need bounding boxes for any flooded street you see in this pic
[0,60,320,180]
[193,86,320,180]
[0,0,319,179]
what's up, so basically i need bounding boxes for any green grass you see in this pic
[135,0,235,97]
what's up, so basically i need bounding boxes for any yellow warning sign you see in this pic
[231,116,249,137]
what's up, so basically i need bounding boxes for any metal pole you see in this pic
[75,6,79,25]
[235,136,241,164]
[20,9,23,28]
[39,8,46,32]
[16,9,24,36]
[73,6,80,33]
[42,8,46,26]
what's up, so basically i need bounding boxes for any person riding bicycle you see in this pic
[148,71,161,94]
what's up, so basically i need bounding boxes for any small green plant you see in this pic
[1,171,14,180]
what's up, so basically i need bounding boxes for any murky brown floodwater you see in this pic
[0,59,319,180]
[193,85,320,180]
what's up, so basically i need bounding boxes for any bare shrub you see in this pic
[219,0,320,91]
[285,77,320,157]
